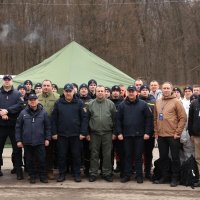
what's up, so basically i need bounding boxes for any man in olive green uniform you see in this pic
[87,85,116,182]
[37,80,60,179]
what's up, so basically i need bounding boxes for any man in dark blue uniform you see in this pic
[0,75,23,179]
[51,83,88,182]
[116,85,152,183]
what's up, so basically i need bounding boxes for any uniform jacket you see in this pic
[139,94,155,134]
[188,95,200,136]
[154,94,187,137]
[15,104,51,146]
[37,92,60,116]
[51,96,88,137]
[79,94,92,105]
[87,98,116,135]
[110,97,124,110]
[0,86,24,127]
[115,96,152,137]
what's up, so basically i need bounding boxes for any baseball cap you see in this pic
[111,85,121,92]
[127,85,137,91]
[28,94,38,100]
[79,83,88,90]
[3,75,12,80]
[140,85,150,92]
[64,83,74,91]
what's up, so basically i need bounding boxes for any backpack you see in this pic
[152,157,172,182]
[180,155,199,188]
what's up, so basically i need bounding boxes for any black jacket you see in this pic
[188,95,200,136]
[115,96,152,137]
[88,92,96,99]
[110,97,124,110]
[139,94,155,134]
[15,104,51,146]
[79,94,92,104]
[51,96,88,137]
[0,86,24,127]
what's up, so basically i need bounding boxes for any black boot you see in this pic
[17,168,24,180]
[57,174,65,182]
[40,176,48,183]
[145,170,152,180]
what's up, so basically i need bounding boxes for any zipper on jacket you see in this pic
[100,104,102,121]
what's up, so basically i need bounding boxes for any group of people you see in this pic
[0,75,200,187]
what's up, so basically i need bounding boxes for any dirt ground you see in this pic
[0,148,199,200]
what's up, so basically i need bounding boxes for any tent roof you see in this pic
[13,41,135,88]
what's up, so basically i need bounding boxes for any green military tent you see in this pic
[13,41,135,88]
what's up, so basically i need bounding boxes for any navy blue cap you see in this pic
[79,83,88,90]
[140,85,150,92]
[24,80,33,86]
[3,75,12,80]
[88,79,97,86]
[184,86,193,92]
[34,83,42,89]
[127,85,137,91]
[111,85,121,92]
[28,94,38,100]
[64,83,74,91]
[173,87,182,94]
[105,87,111,93]
[17,84,27,91]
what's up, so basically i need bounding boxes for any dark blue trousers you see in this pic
[0,126,22,170]
[57,136,81,176]
[123,136,144,178]
[24,144,46,178]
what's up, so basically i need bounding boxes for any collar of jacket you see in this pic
[26,103,43,114]
[41,91,53,98]
[96,98,106,103]
[59,96,78,104]
[1,86,14,93]
[79,94,91,101]
[139,94,155,101]
[110,96,123,101]
[162,93,176,100]
[125,96,139,104]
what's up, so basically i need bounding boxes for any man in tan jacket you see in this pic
[154,82,187,187]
